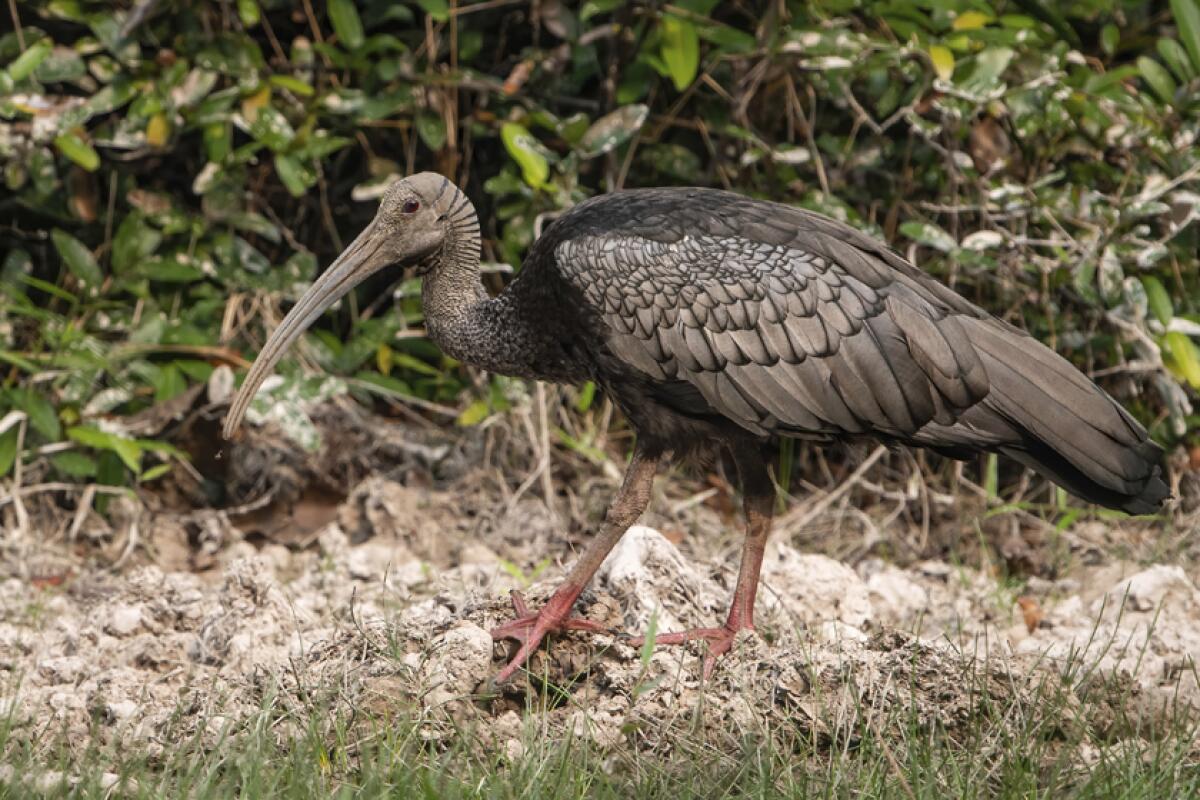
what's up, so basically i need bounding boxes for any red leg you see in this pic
[491,444,659,684]
[632,444,774,679]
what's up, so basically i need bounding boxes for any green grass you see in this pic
[3,667,1198,799]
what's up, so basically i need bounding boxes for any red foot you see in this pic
[629,623,753,679]
[490,590,608,684]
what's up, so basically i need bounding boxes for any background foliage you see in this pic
[2,0,1198,506]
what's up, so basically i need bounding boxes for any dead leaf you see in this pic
[67,166,98,222]
[503,60,535,96]
[969,116,1011,174]
[1016,595,1044,633]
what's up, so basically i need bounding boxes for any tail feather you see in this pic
[911,317,1169,515]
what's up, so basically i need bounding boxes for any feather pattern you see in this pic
[503,186,1167,514]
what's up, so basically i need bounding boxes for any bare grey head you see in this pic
[222,172,478,438]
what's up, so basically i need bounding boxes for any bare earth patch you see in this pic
[0,411,1196,778]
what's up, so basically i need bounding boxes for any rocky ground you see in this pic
[0,404,1197,782]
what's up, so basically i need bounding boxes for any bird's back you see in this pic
[524,187,1167,514]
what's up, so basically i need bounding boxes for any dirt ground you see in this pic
[1,402,1198,773]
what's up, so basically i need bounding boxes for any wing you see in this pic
[544,189,992,441]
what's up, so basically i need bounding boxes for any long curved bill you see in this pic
[222,220,388,439]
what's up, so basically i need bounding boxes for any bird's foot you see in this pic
[490,589,608,684]
[629,623,753,680]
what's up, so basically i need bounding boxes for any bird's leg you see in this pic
[491,445,659,684]
[632,444,774,679]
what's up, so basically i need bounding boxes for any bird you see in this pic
[223,172,1169,684]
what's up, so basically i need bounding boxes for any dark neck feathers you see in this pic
[420,194,571,380]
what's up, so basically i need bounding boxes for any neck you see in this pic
[420,195,552,378]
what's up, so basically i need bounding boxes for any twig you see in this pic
[299,0,335,70]
[6,0,24,50]
[535,382,557,520]
[449,0,525,16]
[110,511,141,570]
[0,412,29,538]
[0,481,129,508]
[777,445,888,536]
[68,485,97,542]
[788,79,830,196]
[669,488,719,516]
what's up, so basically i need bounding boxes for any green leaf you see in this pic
[51,450,97,478]
[1142,277,1174,327]
[138,256,205,283]
[51,228,102,286]
[963,47,1014,92]
[0,427,16,479]
[67,426,142,473]
[415,0,450,22]
[204,122,232,162]
[1170,0,1200,73]
[1100,24,1119,56]
[952,11,991,31]
[65,425,111,449]
[984,453,999,500]
[579,105,649,157]
[576,381,596,413]
[96,451,125,497]
[500,122,550,189]
[268,74,314,96]
[899,221,956,253]
[1138,56,1177,104]
[328,0,365,50]
[391,352,440,376]
[1158,38,1195,82]
[139,463,171,482]
[154,363,187,402]
[112,213,163,274]
[5,39,53,82]
[416,111,447,151]
[456,399,490,426]
[53,131,100,171]
[354,372,414,398]
[249,106,295,151]
[929,45,954,81]
[582,0,625,21]
[660,14,700,91]
[237,0,260,26]
[275,154,316,196]
[1165,332,1200,388]
[12,389,60,440]
[0,350,39,373]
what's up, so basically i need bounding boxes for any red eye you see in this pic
[402,199,420,214]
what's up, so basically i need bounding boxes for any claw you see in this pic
[489,589,610,683]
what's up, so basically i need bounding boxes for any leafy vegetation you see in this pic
[2,0,1198,502]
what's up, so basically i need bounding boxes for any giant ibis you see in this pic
[224,173,1168,683]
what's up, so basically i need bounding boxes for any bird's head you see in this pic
[221,172,471,439]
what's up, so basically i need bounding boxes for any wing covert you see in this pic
[545,193,992,441]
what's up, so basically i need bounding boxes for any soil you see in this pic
[1,402,1197,768]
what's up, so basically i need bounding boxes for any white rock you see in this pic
[866,566,930,624]
[816,620,869,644]
[347,540,412,581]
[38,655,86,684]
[33,771,68,792]
[422,622,493,708]
[760,544,872,629]
[106,604,143,636]
[106,699,139,722]
[597,525,715,631]
[1101,565,1194,614]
